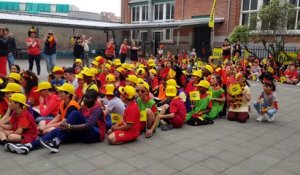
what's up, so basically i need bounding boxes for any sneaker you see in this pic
[160,124,173,131]
[267,114,277,122]
[256,115,265,122]
[4,143,29,154]
[297,82,300,86]
[39,138,60,153]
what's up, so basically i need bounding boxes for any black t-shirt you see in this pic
[44,39,56,55]
[73,42,83,58]
[222,44,231,56]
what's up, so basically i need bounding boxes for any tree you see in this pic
[250,0,295,61]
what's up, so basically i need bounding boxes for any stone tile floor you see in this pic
[1,58,300,175]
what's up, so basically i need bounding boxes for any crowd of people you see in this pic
[0,28,297,155]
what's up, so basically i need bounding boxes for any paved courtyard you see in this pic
[1,58,300,175]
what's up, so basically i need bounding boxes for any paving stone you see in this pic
[262,167,297,175]
[72,146,104,159]
[223,166,256,175]
[237,158,274,173]
[108,147,139,160]
[124,155,156,169]
[63,160,97,175]
[162,156,194,170]
[87,153,119,168]
[1,167,30,175]
[199,157,232,172]
[276,160,300,174]
[49,153,81,166]
[102,162,137,175]
[160,143,190,155]
[22,159,56,174]
[178,150,211,163]
[142,163,178,175]
[215,150,247,164]
[182,164,217,175]
[41,168,70,175]
[142,149,173,161]
[193,145,224,156]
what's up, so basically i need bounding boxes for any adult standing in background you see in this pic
[119,39,130,63]
[81,35,92,67]
[130,40,141,63]
[222,38,231,61]
[43,30,57,74]
[105,38,116,61]
[0,27,8,76]
[72,34,84,62]
[26,28,41,76]
[4,28,16,71]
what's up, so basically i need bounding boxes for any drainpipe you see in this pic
[182,0,185,20]
[226,0,231,36]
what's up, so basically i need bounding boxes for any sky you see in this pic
[1,0,121,16]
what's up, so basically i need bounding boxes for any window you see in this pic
[166,3,174,20]
[165,29,173,41]
[241,0,259,29]
[154,4,164,20]
[287,0,300,30]
[132,5,148,22]
[154,3,174,21]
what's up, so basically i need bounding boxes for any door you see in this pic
[194,26,211,61]
[154,31,162,55]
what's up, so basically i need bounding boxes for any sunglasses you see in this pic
[136,89,146,94]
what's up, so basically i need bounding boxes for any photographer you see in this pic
[72,34,84,62]
[43,30,58,73]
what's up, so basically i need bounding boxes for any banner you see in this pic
[209,0,217,28]
[212,48,223,59]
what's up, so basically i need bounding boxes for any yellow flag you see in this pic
[209,0,217,28]
[189,91,200,101]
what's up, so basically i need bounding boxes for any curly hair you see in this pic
[21,70,38,95]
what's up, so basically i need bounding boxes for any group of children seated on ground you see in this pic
[0,52,281,154]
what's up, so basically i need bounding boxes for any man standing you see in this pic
[4,28,16,71]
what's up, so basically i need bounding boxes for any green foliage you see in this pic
[229,25,251,44]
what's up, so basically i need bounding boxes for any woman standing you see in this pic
[119,39,130,63]
[130,40,141,63]
[105,38,116,61]
[26,29,41,76]
[0,27,8,76]
[43,30,57,74]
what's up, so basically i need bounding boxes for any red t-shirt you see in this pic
[285,69,299,79]
[9,109,38,143]
[185,81,197,94]
[26,38,41,55]
[151,77,159,89]
[75,85,83,101]
[0,99,8,116]
[122,101,140,137]
[169,97,187,126]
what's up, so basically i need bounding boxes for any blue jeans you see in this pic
[253,102,277,117]
[7,52,14,69]
[44,54,56,73]
[31,111,100,149]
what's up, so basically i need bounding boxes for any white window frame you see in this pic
[240,0,263,28]
[131,5,149,23]
[153,2,175,22]
[164,29,174,42]
[131,6,140,23]
[287,0,300,31]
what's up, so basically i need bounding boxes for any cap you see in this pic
[105,84,115,95]
[7,72,20,82]
[91,60,99,67]
[194,80,210,89]
[119,85,136,99]
[165,85,177,97]
[35,82,52,92]
[83,68,95,77]
[113,59,122,66]
[205,65,213,73]
[166,79,180,88]
[126,75,138,85]
[106,74,116,83]
[75,59,83,64]
[149,69,157,75]
[9,93,29,107]
[52,66,64,74]
[0,83,22,93]
[56,83,75,94]
[136,68,146,75]
[191,70,202,78]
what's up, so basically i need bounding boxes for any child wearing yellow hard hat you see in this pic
[0,93,37,145]
[107,85,140,145]
[51,66,65,88]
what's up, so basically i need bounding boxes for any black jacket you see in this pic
[0,37,8,56]
[6,35,16,53]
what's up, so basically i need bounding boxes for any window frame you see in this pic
[153,2,175,22]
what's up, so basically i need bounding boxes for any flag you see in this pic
[209,0,217,28]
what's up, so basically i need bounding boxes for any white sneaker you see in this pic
[267,114,277,122]
[256,115,265,122]
[296,82,300,86]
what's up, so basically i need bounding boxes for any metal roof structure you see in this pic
[0,12,224,30]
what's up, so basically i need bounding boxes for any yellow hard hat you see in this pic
[105,84,115,95]
[104,63,112,71]
[194,80,210,89]
[166,79,179,88]
[119,85,136,99]
[147,59,155,65]
[149,69,157,75]
[106,74,116,83]
[106,60,112,65]
[191,70,202,78]
[115,67,125,75]
[91,60,99,67]
[52,66,64,74]
[75,72,84,79]
[113,59,122,66]
[138,64,147,69]
[126,75,138,85]
[56,83,75,94]
[165,85,177,97]
[9,93,29,107]
[129,64,136,70]
[205,65,214,73]
[7,73,20,82]
[90,67,98,75]
[83,68,95,77]
[137,81,149,91]
[136,68,145,75]
[75,59,83,64]
[137,78,144,84]
[121,63,131,70]
[35,82,52,92]
[0,83,22,93]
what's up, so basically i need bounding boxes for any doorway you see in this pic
[194,26,211,61]
[153,31,162,55]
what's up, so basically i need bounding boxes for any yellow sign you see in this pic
[209,0,217,28]
[140,110,147,122]
[280,76,286,83]
[228,83,242,96]
[111,113,123,125]
[189,91,200,101]
[212,48,223,59]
